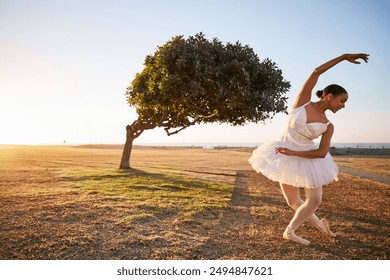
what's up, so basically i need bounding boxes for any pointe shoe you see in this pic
[309,218,336,237]
[321,218,336,237]
[283,228,311,246]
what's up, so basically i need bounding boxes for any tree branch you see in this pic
[184,102,219,119]
[164,125,190,136]
[164,118,199,136]
[133,130,144,138]
[127,118,158,140]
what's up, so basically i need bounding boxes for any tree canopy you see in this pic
[120,33,290,168]
[126,33,290,134]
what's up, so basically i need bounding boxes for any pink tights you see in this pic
[280,183,324,232]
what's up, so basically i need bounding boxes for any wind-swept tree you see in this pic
[120,33,290,169]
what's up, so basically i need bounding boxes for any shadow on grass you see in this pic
[193,170,287,259]
[58,166,233,226]
[61,167,225,192]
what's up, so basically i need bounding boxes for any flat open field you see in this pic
[0,145,389,259]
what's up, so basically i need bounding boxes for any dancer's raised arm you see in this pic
[293,53,369,109]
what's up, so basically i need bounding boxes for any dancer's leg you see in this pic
[280,184,324,230]
[280,184,324,245]
[280,183,302,210]
[280,184,336,239]
[287,187,323,231]
[280,184,310,245]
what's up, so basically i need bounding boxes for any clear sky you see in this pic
[1,0,389,145]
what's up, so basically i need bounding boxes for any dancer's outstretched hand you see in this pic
[345,53,370,64]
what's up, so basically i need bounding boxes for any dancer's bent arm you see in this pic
[275,124,334,159]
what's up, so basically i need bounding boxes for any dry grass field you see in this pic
[0,145,389,259]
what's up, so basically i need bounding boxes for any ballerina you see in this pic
[249,53,369,245]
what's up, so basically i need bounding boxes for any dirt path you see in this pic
[340,166,390,184]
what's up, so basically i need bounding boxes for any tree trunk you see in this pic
[119,118,158,169]
[119,125,135,169]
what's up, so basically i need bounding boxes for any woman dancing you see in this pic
[248,53,369,245]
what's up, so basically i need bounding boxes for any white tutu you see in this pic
[248,141,339,188]
[248,102,339,188]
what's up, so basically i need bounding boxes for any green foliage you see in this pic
[126,33,290,135]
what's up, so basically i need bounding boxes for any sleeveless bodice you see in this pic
[281,103,330,151]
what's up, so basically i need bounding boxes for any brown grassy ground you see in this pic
[0,145,389,259]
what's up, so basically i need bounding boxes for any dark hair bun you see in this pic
[316,90,323,99]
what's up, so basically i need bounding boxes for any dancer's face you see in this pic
[328,93,348,113]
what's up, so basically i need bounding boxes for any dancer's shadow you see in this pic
[193,170,285,259]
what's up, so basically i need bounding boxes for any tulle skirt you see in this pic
[248,141,339,188]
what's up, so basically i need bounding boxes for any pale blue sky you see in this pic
[0,0,389,145]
